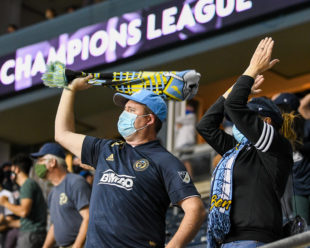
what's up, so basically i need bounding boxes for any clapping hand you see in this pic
[251,75,264,95]
[244,37,280,78]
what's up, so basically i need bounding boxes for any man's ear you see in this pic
[147,114,156,126]
[263,117,272,125]
[49,158,57,168]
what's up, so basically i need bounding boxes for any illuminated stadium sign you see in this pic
[0,0,308,97]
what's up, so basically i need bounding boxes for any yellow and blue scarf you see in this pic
[207,139,249,248]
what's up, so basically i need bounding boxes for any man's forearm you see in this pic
[43,224,56,248]
[55,89,77,141]
[73,216,89,248]
[166,205,206,248]
[4,202,27,218]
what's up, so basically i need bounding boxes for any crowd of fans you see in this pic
[0,91,308,248]
[0,38,309,248]
[6,0,104,34]
[0,148,94,248]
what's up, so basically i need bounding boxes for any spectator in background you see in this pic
[278,93,310,226]
[274,93,304,219]
[79,171,94,187]
[66,5,78,13]
[0,169,15,248]
[0,163,13,192]
[72,156,83,174]
[45,8,57,20]
[30,143,91,248]
[174,99,198,151]
[7,24,18,33]
[0,154,47,248]
[82,0,102,6]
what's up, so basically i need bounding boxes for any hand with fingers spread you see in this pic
[68,74,93,92]
[251,75,264,95]
[244,37,280,78]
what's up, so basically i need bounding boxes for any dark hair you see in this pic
[144,106,162,133]
[12,153,33,175]
[0,169,3,186]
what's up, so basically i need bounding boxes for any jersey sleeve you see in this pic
[70,177,91,211]
[224,75,287,154]
[81,136,110,169]
[196,96,236,156]
[159,156,200,205]
[19,180,34,199]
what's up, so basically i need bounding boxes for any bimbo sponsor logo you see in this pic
[99,169,135,191]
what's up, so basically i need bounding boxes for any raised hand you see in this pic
[251,75,264,95]
[244,37,279,78]
[68,74,93,92]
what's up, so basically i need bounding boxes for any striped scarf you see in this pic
[207,139,249,248]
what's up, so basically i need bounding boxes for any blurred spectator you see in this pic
[0,163,13,192]
[6,24,18,33]
[0,154,47,248]
[80,170,94,187]
[275,93,310,225]
[72,156,83,174]
[66,5,78,13]
[31,143,91,248]
[72,156,94,172]
[45,8,57,20]
[82,0,103,6]
[174,99,198,151]
[274,93,304,219]
[0,169,15,248]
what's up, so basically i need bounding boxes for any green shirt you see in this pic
[20,178,47,232]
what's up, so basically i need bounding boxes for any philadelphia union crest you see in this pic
[133,159,150,171]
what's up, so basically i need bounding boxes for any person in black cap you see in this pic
[54,79,206,247]
[0,154,47,248]
[30,143,91,248]
[197,37,297,247]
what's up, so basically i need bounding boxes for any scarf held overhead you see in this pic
[207,140,249,248]
[41,61,200,101]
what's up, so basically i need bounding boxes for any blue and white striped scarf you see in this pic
[207,139,250,248]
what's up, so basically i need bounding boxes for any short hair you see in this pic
[144,106,162,133]
[46,154,67,170]
[12,153,32,175]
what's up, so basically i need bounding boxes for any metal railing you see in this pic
[261,231,310,248]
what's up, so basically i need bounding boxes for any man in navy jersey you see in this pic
[54,77,206,248]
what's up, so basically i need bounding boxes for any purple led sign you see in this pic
[0,0,308,97]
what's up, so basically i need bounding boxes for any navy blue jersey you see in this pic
[82,136,199,248]
[48,174,91,246]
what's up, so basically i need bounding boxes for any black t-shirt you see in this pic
[82,137,200,248]
[197,75,293,243]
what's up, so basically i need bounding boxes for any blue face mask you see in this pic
[117,111,149,138]
[232,125,246,143]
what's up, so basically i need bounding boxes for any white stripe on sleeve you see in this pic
[254,122,267,148]
[255,123,274,152]
[262,125,274,152]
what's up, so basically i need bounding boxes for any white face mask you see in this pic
[117,111,149,138]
